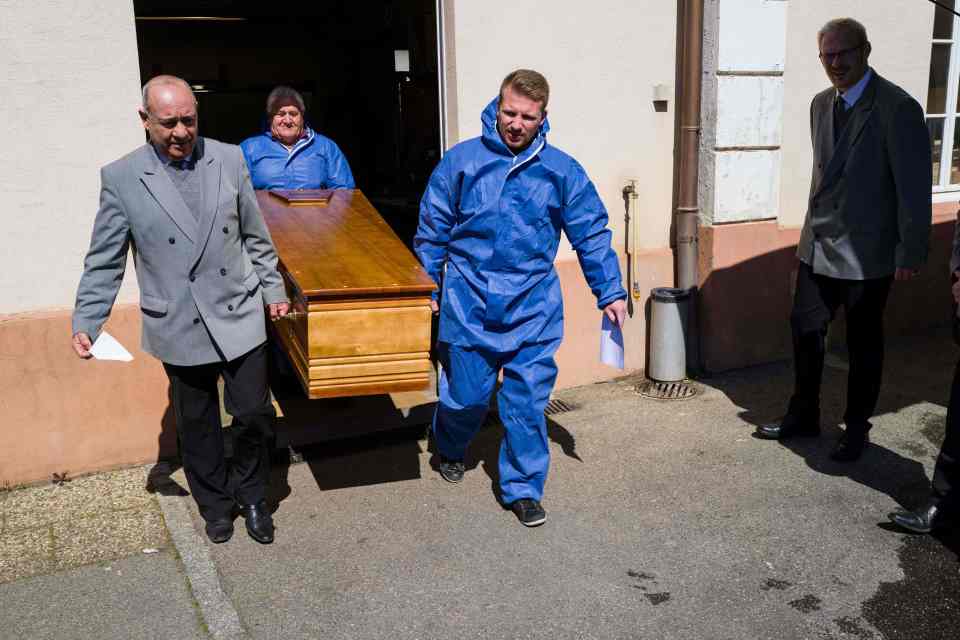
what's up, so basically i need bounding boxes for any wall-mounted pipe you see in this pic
[675,0,703,291]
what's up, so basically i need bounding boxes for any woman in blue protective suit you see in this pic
[240,86,355,191]
[414,69,628,527]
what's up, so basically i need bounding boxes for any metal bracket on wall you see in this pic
[623,180,643,305]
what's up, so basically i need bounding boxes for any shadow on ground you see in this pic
[700,328,960,636]
[861,522,960,639]
[701,329,956,512]
[256,409,583,512]
[419,415,581,506]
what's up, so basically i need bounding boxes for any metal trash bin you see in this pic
[648,287,691,382]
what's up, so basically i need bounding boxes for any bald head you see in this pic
[141,75,196,113]
[139,75,199,161]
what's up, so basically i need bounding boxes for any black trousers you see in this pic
[933,357,960,505]
[787,262,893,433]
[163,342,274,522]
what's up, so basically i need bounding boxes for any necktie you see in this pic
[833,94,850,144]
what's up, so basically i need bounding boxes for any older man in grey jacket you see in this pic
[72,75,289,544]
[757,18,932,462]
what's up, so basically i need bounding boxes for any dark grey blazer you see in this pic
[797,71,932,279]
[73,138,288,366]
[952,215,960,274]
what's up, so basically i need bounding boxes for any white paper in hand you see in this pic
[89,331,134,362]
[600,314,624,369]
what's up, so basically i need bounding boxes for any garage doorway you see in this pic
[133,0,442,245]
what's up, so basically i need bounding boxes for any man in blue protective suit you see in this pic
[414,69,627,527]
[240,86,355,191]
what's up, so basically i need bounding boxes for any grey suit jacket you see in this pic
[73,138,288,366]
[797,71,932,279]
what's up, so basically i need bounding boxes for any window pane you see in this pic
[930,118,944,185]
[929,43,951,113]
[934,1,956,39]
[951,120,960,185]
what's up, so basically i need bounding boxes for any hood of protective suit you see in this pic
[479,96,551,158]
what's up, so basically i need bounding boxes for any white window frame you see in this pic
[930,7,960,197]
[435,0,448,155]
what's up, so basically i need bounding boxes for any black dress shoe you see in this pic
[830,431,868,462]
[755,414,820,440]
[204,518,234,544]
[239,501,275,544]
[438,456,465,483]
[889,503,940,534]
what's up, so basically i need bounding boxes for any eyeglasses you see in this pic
[145,112,197,129]
[818,44,863,64]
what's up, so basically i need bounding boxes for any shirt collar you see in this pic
[152,143,196,167]
[837,67,873,109]
[271,127,312,151]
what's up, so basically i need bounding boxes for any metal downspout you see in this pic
[676,0,703,291]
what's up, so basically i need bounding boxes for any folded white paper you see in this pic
[600,314,624,369]
[90,330,134,362]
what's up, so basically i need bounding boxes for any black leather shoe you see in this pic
[889,503,940,534]
[755,414,820,440]
[204,518,234,544]
[830,431,868,462]
[438,456,465,483]
[239,501,275,544]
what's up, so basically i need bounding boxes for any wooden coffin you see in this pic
[257,189,436,399]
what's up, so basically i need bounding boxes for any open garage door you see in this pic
[133,0,442,245]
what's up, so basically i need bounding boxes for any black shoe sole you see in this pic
[207,532,233,544]
[519,515,546,527]
[888,515,932,534]
[245,527,274,544]
[755,427,820,441]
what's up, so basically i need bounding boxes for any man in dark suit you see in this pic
[72,75,289,544]
[756,18,932,461]
[888,225,960,533]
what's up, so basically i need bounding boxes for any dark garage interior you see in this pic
[133,0,442,246]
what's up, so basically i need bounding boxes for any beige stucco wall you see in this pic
[1,0,678,484]
[446,0,678,253]
[0,0,143,316]
[443,0,679,380]
[778,1,935,228]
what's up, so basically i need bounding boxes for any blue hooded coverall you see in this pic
[240,126,355,190]
[414,97,626,504]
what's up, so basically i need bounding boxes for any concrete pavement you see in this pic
[0,466,203,639]
[1,328,958,639]
[0,551,206,640]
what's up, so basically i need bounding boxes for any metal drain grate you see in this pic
[635,380,698,401]
[544,399,576,416]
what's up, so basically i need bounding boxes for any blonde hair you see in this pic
[499,69,549,111]
[818,17,868,48]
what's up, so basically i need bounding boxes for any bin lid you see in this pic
[651,287,692,302]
